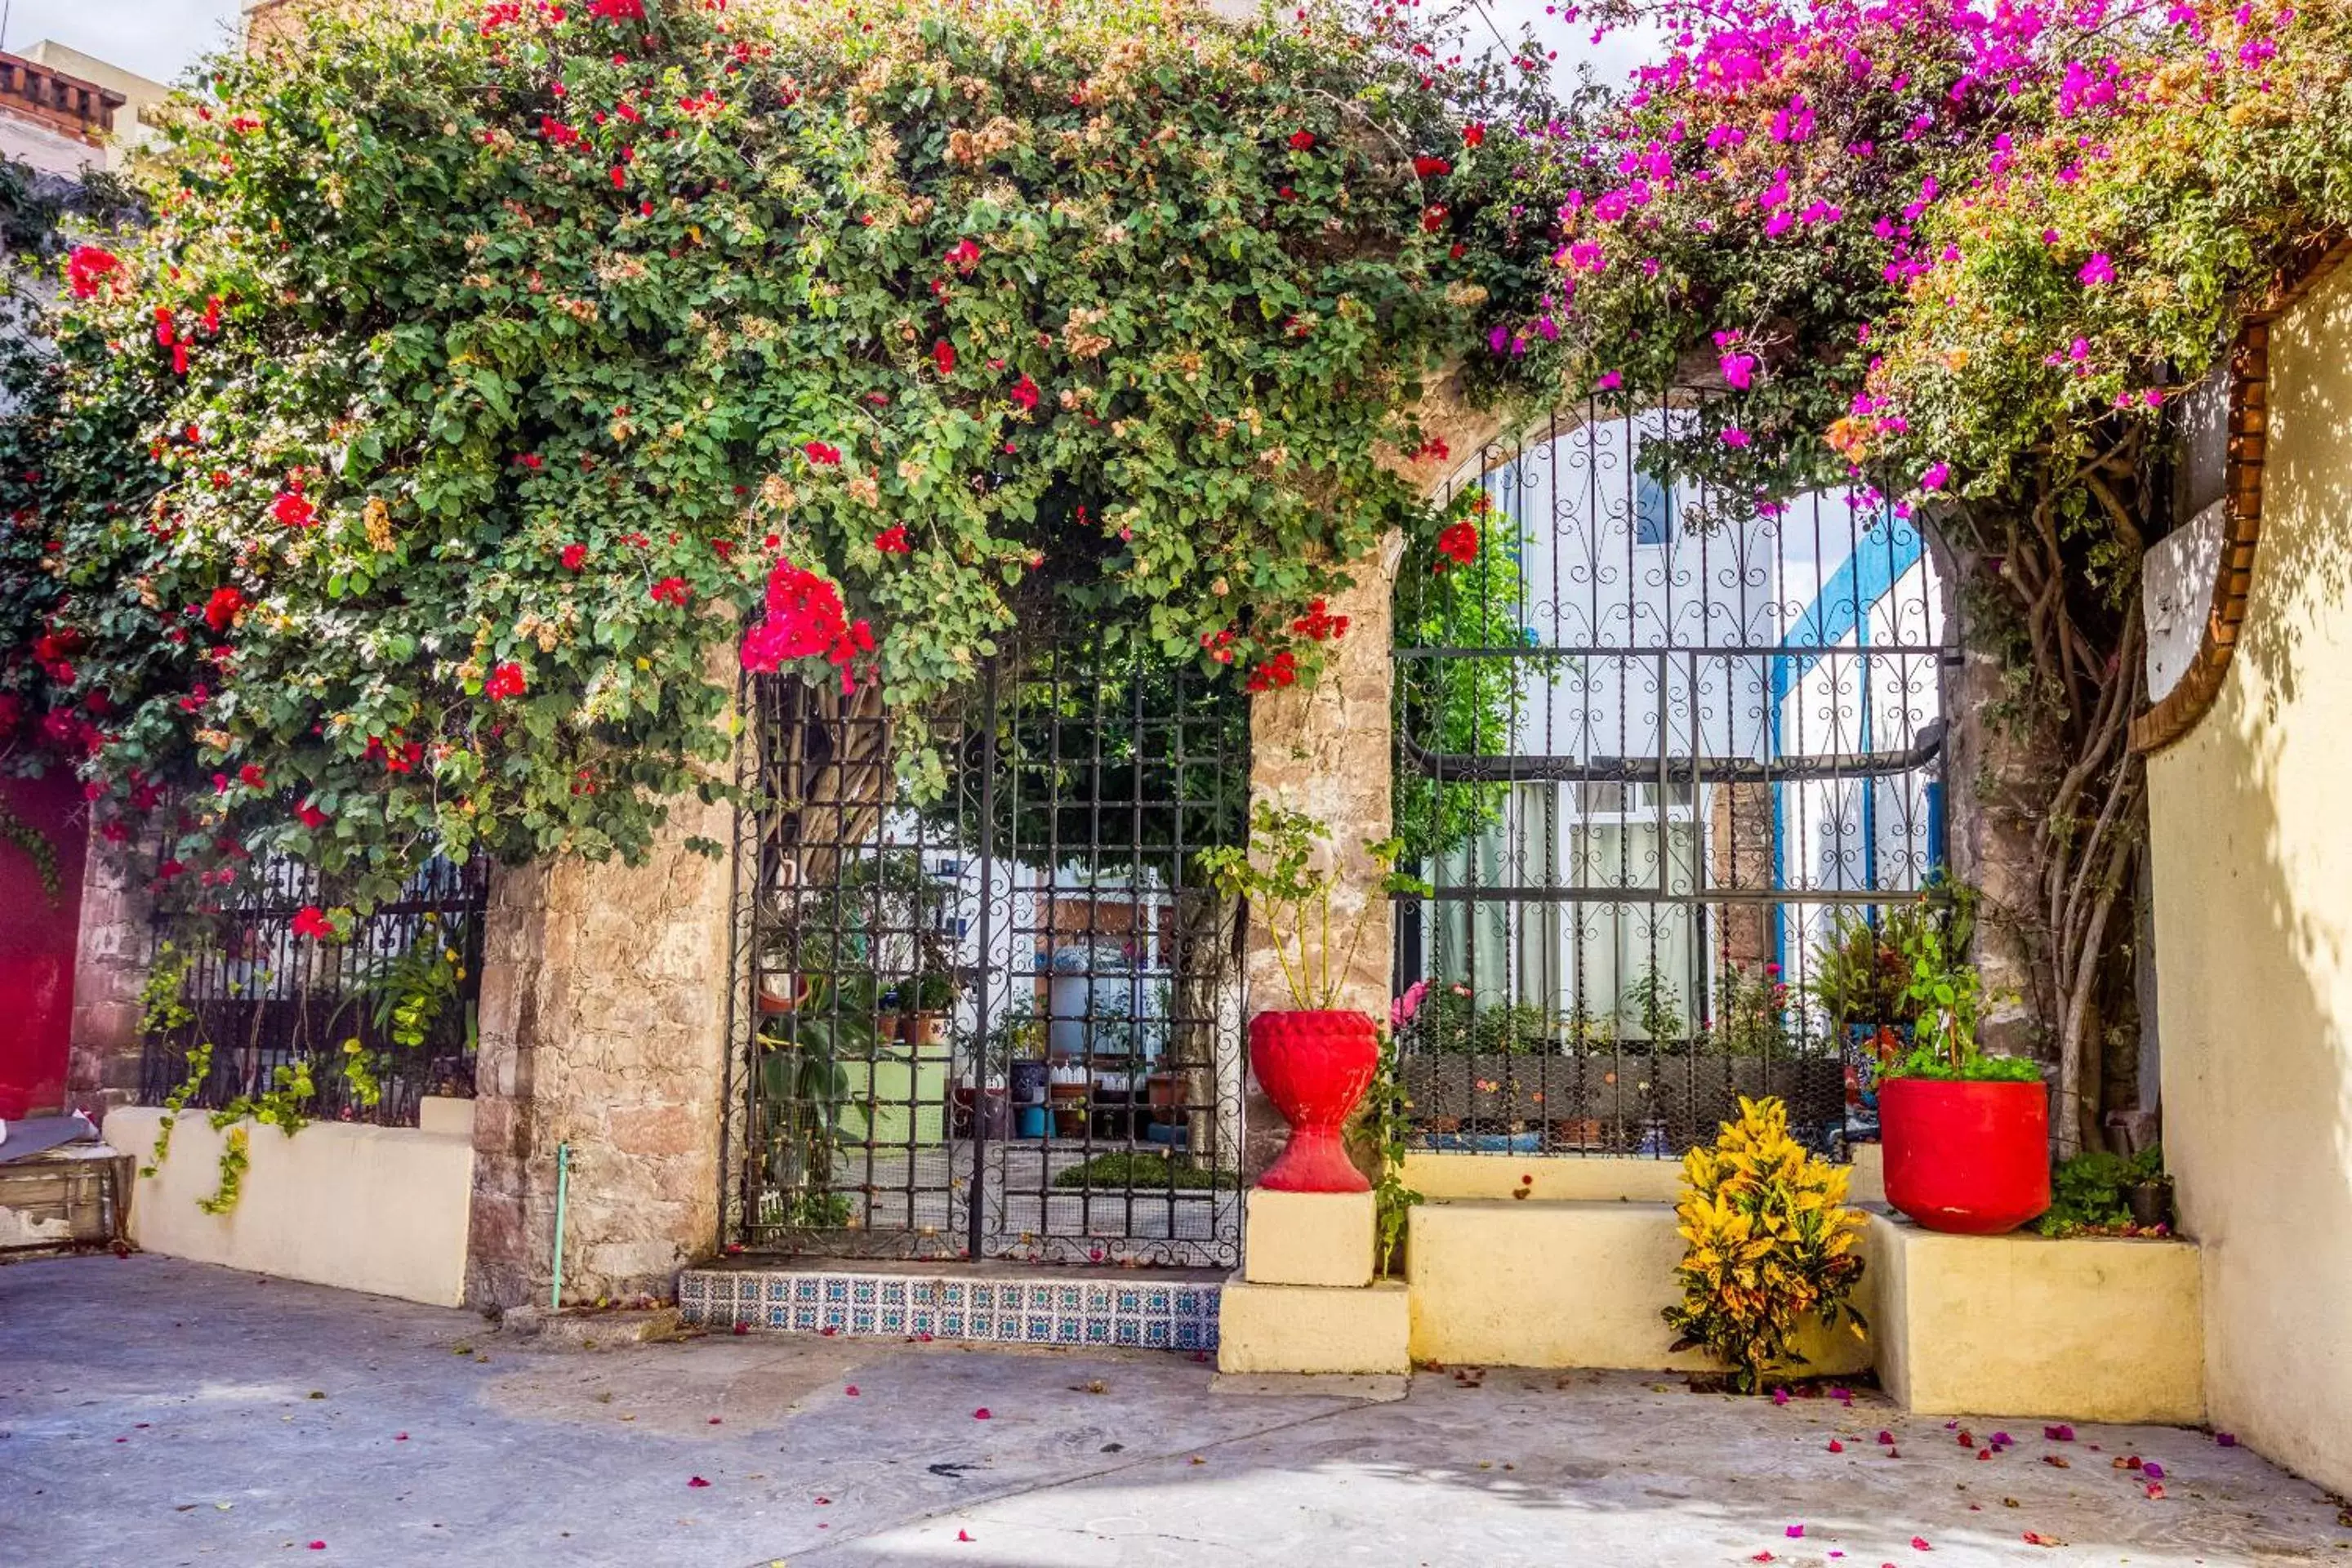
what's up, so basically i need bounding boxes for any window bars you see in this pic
[1392,400,1957,1160]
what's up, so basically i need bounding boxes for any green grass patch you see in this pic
[1050,1151,1233,1191]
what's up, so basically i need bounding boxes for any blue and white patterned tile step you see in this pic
[675,1265,1221,1353]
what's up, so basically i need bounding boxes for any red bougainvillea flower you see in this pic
[742,560,847,669]
[803,440,842,466]
[933,339,956,376]
[1290,599,1348,641]
[296,800,328,829]
[292,906,336,941]
[1463,122,1486,148]
[1434,519,1478,570]
[559,542,587,571]
[1413,155,1453,179]
[874,524,911,555]
[649,576,691,607]
[66,244,119,298]
[589,0,645,19]
[686,1476,710,1489]
[273,488,318,528]
[484,662,528,701]
[1287,130,1316,150]
[203,586,245,632]
[944,238,981,274]
[1009,375,1040,411]
[1245,649,1298,693]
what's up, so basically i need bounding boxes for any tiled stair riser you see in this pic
[676,1269,1220,1352]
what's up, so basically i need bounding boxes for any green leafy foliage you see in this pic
[2038,1143,2167,1236]
[1664,1095,1867,1394]
[0,0,1539,906]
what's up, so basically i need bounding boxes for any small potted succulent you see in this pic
[1201,802,1423,1192]
[1873,900,2049,1235]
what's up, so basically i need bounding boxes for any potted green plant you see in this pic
[1874,898,2050,1235]
[1201,803,1421,1192]
[893,972,960,1055]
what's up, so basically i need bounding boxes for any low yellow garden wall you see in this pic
[111,1100,475,1307]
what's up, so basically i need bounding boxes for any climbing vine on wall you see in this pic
[0,0,1548,914]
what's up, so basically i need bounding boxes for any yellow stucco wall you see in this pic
[1405,1200,1875,1375]
[1869,1215,2203,1423]
[2145,260,2352,1494]
[112,1102,475,1307]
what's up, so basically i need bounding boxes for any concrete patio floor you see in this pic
[2,1254,2346,1567]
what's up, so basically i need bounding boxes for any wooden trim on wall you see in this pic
[2132,234,2352,755]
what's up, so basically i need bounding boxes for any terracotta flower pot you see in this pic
[1880,1076,2051,1235]
[1248,1009,1380,1193]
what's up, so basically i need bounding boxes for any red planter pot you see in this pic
[1248,1009,1380,1193]
[1879,1076,2051,1235]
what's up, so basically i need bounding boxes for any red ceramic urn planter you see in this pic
[1880,1077,2051,1235]
[1248,1009,1380,1193]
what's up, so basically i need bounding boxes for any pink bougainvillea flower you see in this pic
[2078,252,2116,285]
[483,662,528,701]
[933,339,956,376]
[803,440,842,466]
[1721,352,1756,390]
[874,525,911,555]
[292,906,336,941]
[2141,1460,2165,1480]
[649,576,691,607]
[589,0,645,19]
[1722,428,1752,448]
[1921,462,1949,491]
[686,1476,710,1489]
[1786,1525,1806,1538]
[1771,1387,1790,1405]
[66,244,120,298]
[2043,1424,2075,1441]
[559,543,587,571]
[307,1544,325,1552]
[973,1407,991,1420]
[959,1530,975,1543]
[844,1384,859,1396]
[1911,1537,1932,1551]
[1596,369,1622,390]
[1287,129,1316,151]
[2216,1432,2237,1446]
[273,489,318,528]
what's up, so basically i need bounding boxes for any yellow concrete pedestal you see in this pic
[1868,1212,2204,1423]
[1405,1199,1873,1374]
[1244,1189,1375,1287]
[1217,1276,1411,1374]
[1218,1183,1404,1374]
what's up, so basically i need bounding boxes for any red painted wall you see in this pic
[0,771,89,1118]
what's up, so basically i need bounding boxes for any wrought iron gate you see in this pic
[1392,400,1956,1159]
[723,630,1249,1267]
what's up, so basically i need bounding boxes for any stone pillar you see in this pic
[66,827,151,1127]
[1238,537,1401,1178]
[466,781,737,1312]
[1219,537,1412,1377]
